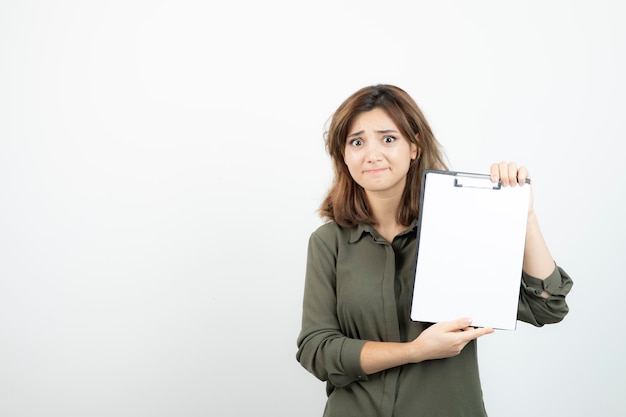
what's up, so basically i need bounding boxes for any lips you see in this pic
[363,168,388,174]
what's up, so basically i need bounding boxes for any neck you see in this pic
[366,191,405,242]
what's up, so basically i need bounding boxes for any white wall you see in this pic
[0,1,623,416]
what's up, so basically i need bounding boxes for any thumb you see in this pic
[440,317,474,332]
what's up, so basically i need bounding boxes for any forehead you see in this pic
[348,108,400,133]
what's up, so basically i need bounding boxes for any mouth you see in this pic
[363,168,388,174]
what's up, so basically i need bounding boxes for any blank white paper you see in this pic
[410,171,530,330]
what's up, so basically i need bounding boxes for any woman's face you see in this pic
[343,108,417,197]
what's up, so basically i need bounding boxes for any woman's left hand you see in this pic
[490,161,534,215]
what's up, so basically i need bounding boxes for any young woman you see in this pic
[296,84,573,417]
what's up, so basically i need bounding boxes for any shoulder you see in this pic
[309,221,352,249]
[311,220,343,240]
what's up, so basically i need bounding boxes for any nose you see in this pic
[365,142,383,163]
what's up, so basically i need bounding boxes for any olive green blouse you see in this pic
[296,219,573,417]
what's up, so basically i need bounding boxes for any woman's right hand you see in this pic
[360,318,494,374]
[408,318,494,362]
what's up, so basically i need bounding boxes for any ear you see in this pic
[410,134,421,160]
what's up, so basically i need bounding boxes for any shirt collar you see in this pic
[348,218,419,244]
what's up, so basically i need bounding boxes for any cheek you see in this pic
[343,156,364,184]
[394,149,414,172]
[342,152,359,173]
[344,161,359,180]
[401,144,417,163]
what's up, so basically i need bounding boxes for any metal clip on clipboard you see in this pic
[453,172,531,190]
[454,173,500,189]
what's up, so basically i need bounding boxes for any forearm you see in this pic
[360,341,414,375]
[360,319,493,375]
[523,211,556,296]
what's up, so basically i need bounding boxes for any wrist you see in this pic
[405,339,426,364]
[526,211,540,233]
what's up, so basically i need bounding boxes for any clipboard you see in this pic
[410,170,530,330]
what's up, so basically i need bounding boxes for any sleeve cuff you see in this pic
[522,265,568,296]
[339,338,369,382]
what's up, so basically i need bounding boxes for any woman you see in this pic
[296,84,573,417]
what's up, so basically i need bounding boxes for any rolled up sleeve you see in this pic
[517,265,574,326]
[296,230,368,387]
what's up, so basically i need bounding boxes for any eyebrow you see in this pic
[347,129,399,138]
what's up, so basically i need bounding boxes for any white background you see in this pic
[1,1,624,416]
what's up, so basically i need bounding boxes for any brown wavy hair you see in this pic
[320,84,448,227]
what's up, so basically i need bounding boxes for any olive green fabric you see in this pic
[296,220,573,417]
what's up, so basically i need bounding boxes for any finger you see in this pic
[509,162,519,187]
[460,326,494,341]
[440,317,474,332]
[489,163,500,183]
[498,161,511,186]
[517,166,530,186]
[507,162,518,187]
[432,317,472,332]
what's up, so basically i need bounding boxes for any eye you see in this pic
[348,138,364,147]
[383,135,396,143]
